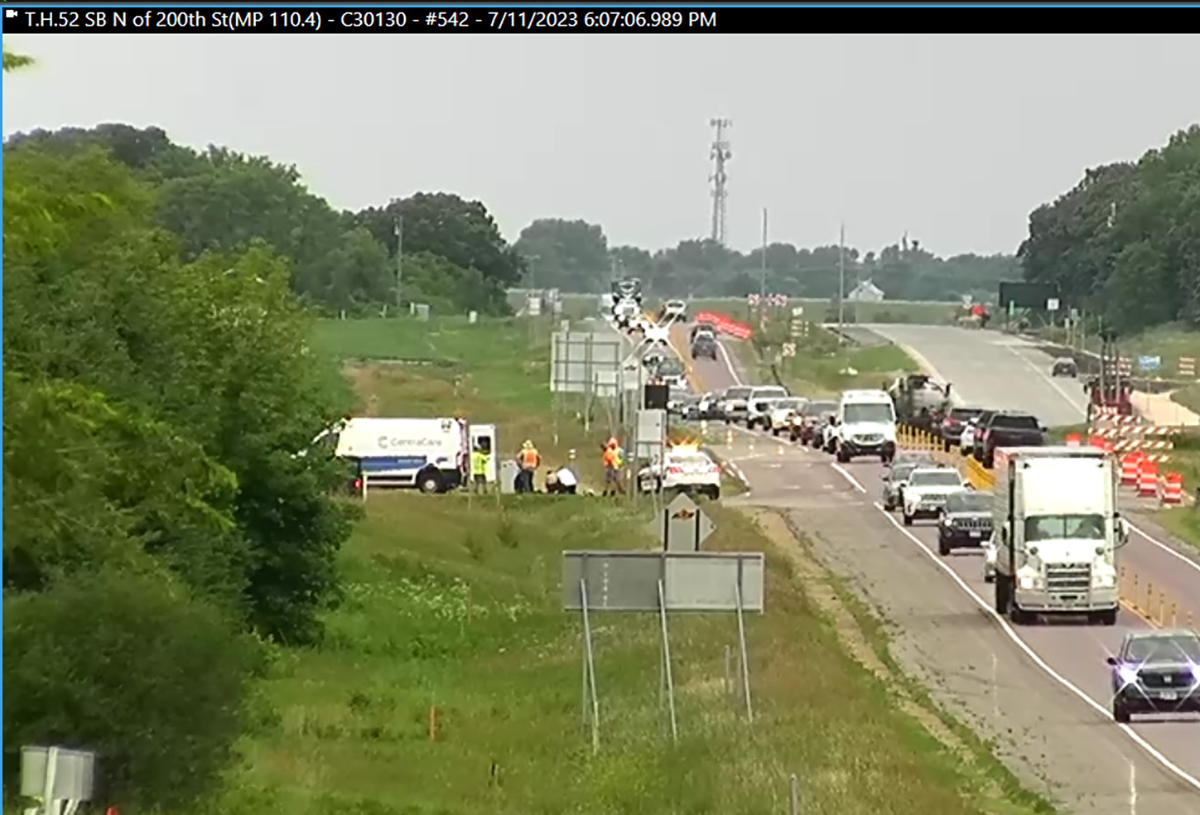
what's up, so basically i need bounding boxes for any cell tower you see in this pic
[708,118,732,245]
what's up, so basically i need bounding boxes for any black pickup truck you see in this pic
[975,410,1045,468]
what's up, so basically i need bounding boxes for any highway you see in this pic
[865,324,1200,630]
[670,323,1200,815]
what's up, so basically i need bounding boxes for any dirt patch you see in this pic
[741,507,996,784]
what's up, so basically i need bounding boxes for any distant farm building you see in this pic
[846,280,885,303]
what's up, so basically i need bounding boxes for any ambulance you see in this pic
[313,417,496,494]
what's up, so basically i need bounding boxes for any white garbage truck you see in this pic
[991,446,1126,626]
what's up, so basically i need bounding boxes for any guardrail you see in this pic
[894,425,1194,632]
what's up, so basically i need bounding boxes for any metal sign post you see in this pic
[562,550,765,747]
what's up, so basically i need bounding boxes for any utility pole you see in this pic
[393,205,404,315]
[759,207,768,300]
[837,223,846,342]
[708,118,732,246]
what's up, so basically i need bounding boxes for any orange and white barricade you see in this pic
[1065,432,1081,447]
[1137,460,1159,498]
[1160,472,1184,505]
[1119,452,1142,486]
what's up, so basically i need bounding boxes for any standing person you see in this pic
[470,442,491,493]
[601,437,625,496]
[516,440,540,493]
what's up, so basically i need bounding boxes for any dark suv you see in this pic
[1107,629,1200,723]
[975,410,1045,468]
[940,406,984,451]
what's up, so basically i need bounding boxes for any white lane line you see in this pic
[831,462,867,493]
[716,341,745,386]
[1002,340,1090,419]
[706,338,1200,793]
[1126,522,1200,574]
[867,495,1200,791]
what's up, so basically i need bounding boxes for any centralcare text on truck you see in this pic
[313,417,496,494]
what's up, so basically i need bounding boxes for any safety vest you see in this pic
[603,447,622,469]
[471,450,490,476]
[520,449,540,469]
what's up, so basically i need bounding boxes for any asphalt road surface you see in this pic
[863,324,1092,427]
[860,323,1200,635]
[673,327,1200,815]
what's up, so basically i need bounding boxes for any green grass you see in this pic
[735,325,918,397]
[212,315,1050,815]
[1172,382,1200,415]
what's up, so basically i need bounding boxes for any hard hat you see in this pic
[607,437,618,447]
[522,440,533,449]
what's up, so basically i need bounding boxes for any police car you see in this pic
[638,444,721,500]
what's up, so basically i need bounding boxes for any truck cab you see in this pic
[835,389,898,463]
[991,446,1125,626]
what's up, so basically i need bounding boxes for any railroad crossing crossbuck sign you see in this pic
[658,492,716,552]
[781,342,796,357]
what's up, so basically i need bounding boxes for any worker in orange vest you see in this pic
[601,436,625,496]
[515,440,540,493]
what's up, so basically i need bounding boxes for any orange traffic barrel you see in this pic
[1137,459,1159,498]
[1161,472,1184,505]
[1065,432,1081,446]
[1119,453,1142,486]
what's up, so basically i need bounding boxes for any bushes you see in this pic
[3,568,266,812]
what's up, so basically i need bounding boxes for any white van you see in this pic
[314,417,488,494]
[833,389,897,463]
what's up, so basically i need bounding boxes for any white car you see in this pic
[746,386,790,429]
[901,467,971,526]
[660,299,688,323]
[765,397,808,436]
[638,445,721,500]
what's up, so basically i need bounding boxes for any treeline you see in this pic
[516,218,1018,301]
[3,123,525,317]
[3,58,359,809]
[1019,124,1200,334]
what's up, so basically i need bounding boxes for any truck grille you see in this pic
[1046,562,1092,593]
[1138,670,1192,689]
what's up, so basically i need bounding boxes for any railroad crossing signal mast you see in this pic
[1089,328,1132,419]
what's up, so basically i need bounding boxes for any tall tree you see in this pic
[514,218,610,291]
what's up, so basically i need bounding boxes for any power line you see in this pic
[708,118,732,245]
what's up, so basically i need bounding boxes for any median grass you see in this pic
[733,324,918,397]
[216,315,1051,815]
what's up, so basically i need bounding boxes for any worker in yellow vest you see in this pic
[470,442,491,493]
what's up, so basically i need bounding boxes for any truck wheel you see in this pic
[835,448,850,463]
[772,427,780,437]
[1009,605,1033,626]
[1091,609,1119,626]
[902,513,913,526]
[417,470,444,494]
[937,538,951,556]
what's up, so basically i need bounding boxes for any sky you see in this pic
[4,33,1199,256]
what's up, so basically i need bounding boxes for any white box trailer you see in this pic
[315,417,496,494]
[991,445,1126,625]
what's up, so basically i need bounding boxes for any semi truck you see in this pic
[991,446,1126,626]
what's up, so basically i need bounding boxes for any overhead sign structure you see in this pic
[658,492,717,552]
[550,331,622,394]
